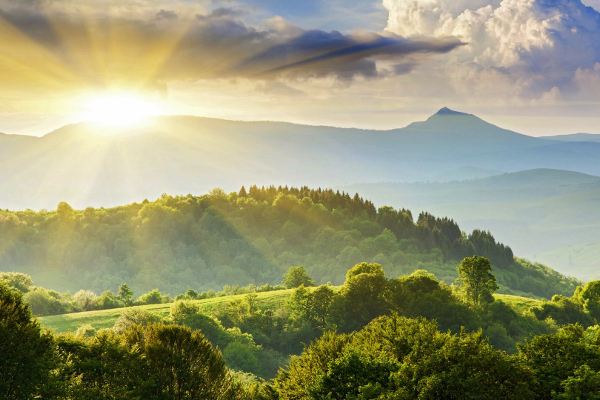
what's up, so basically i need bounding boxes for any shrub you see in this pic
[113,308,162,333]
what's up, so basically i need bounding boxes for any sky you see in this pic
[0,0,600,136]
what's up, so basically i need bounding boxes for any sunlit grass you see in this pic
[39,289,541,334]
[39,289,296,334]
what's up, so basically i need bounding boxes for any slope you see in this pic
[0,186,579,298]
[38,290,538,334]
[345,169,600,279]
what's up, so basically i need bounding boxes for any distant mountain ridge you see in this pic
[344,168,600,280]
[546,133,600,142]
[2,108,600,210]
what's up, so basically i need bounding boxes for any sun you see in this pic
[82,93,162,127]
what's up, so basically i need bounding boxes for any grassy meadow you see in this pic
[39,289,539,334]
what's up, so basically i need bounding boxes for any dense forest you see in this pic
[3,259,600,399]
[0,186,578,299]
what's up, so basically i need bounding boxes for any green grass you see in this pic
[39,289,295,334]
[495,294,541,315]
[40,288,541,334]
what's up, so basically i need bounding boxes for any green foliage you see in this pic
[275,315,534,399]
[54,323,247,399]
[532,294,595,327]
[288,285,313,323]
[170,299,200,324]
[307,350,397,399]
[0,271,33,292]
[555,364,600,399]
[75,323,97,338]
[113,307,163,333]
[0,186,577,300]
[456,256,499,305]
[74,289,98,311]
[118,284,134,307]
[311,285,335,327]
[518,324,600,399]
[95,290,121,310]
[579,280,600,321]
[224,341,260,373]
[24,287,73,316]
[55,330,146,399]
[334,263,388,331]
[7,263,600,399]
[136,288,170,305]
[0,282,55,399]
[282,266,316,289]
[129,323,244,399]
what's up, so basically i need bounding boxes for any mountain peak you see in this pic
[434,107,472,116]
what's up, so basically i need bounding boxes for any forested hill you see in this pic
[0,186,578,297]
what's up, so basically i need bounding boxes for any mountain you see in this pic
[0,186,579,299]
[546,133,600,142]
[4,108,600,210]
[428,166,504,182]
[344,168,600,280]
[0,132,37,161]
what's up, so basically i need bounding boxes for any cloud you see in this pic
[256,81,305,97]
[383,0,600,99]
[234,29,463,80]
[0,1,464,100]
[205,7,244,18]
[155,9,178,20]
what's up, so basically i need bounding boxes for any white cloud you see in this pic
[384,0,600,99]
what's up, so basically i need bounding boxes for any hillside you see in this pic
[38,290,538,334]
[40,288,296,334]
[4,109,600,210]
[0,186,579,299]
[345,169,600,279]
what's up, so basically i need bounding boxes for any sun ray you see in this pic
[80,93,162,127]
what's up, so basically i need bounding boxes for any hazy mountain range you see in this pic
[3,107,600,211]
[344,169,600,281]
[2,107,600,280]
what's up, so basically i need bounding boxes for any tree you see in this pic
[335,262,388,330]
[282,266,316,289]
[118,284,134,307]
[518,324,600,399]
[0,282,55,398]
[0,272,33,293]
[136,288,164,305]
[580,280,600,321]
[312,285,335,327]
[170,300,200,324]
[127,324,244,399]
[74,289,98,311]
[456,256,498,305]
[57,201,75,221]
[288,285,313,323]
[55,330,146,398]
[113,307,162,333]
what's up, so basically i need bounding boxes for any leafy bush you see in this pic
[170,300,199,324]
[24,288,72,316]
[135,288,169,305]
[113,308,162,333]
